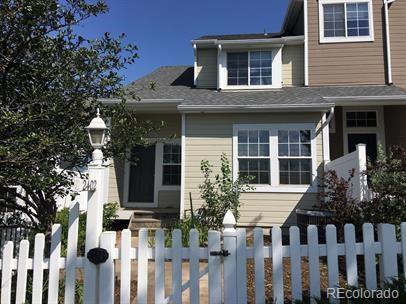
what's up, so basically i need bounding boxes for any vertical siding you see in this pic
[282,45,304,87]
[389,1,406,88]
[107,114,182,206]
[196,48,217,88]
[184,113,324,227]
[308,0,386,85]
[384,105,406,148]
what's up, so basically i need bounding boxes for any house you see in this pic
[104,0,406,227]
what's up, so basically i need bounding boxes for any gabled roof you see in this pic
[116,66,406,112]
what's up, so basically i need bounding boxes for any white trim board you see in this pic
[342,106,385,155]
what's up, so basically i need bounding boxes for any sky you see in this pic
[76,0,290,84]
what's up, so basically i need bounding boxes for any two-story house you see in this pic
[105,0,406,228]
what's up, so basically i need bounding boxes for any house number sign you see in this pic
[73,178,97,192]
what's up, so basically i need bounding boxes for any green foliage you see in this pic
[55,202,118,256]
[165,154,253,247]
[197,153,254,230]
[318,145,406,237]
[0,0,161,233]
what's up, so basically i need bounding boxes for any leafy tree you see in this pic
[0,0,161,232]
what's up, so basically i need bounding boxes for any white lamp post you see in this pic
[83,108,108,303]
[85,108,108,165]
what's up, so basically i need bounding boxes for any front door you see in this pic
[348,133,377,162]
[128,145,156,204]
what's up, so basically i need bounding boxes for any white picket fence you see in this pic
[1,203,406,304]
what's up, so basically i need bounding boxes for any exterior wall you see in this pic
[384,105,406,148]
[107,114,182,208]
[389,1,406,89]
[196,48,217,88]
[282,45,304,87]
[307,0,386,85]
[184,113,324,227]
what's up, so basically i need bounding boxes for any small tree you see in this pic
[0,0,161,233]
[197,154,254,230]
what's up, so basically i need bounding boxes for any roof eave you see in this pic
[324,95,406,106]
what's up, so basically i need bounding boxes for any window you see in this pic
[346,111,377,127]
[233,124,316,192]
[237,130,270,184]
[278,130,312,185]
[227,51,273,86]
[162,143,181,185]
[319,0,373,43]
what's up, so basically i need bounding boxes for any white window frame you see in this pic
[342,106,385,155]
[123,139,181,207]
[222,47,282,90]
[232,123,318,193]
[318,0,374,43]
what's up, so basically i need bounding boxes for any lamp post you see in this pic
[83,108,108,303]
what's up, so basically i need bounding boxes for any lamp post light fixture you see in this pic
[85,108,107,165]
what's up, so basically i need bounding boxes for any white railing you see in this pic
[1,203,406,303]
[325,143,369,201]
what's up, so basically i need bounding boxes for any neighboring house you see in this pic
[103,0,406,227]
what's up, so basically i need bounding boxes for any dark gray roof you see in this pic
[195,32,281,41]
[124,66,406,107]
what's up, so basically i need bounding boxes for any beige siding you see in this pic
[308,0,386,85]
[196,48,217,88]
[282,45,304,87]
[107,114,182,206]
[384,105,406,148]
[389,1,406,89]
[184,113,324,227]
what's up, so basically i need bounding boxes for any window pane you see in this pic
[163,144,181,164]
[290,159,300,171]
[239,159,248,171]
[278,130,289,143]
[279,159,312,185]
[238,130,248,143]
[238,144,248,156]
[259,131,269,143]
[238,159,270,185]
[163,165,181,185]
[280,172,289,184]
[248,51,272,86]
[259,144,269,156]
[249,144,258,156]
[290,172,300,184]
[290,144,300,156]
[346,2,370,37]
[249,130,259,143]
[323,3,345,37]
[279,144,289,156]
[301,144,311,156]
[300,130,311,142]
[227,52,248,86]
[250,77,261,85]
[261,77,272,85]
[346,111,376,128]
[289,130,300,143]
[300,172,311,184]
[300,159,311,171]
[280,159,289,171]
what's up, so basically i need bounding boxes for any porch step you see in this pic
[128,209,179,235]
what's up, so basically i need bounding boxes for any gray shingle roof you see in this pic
[124,66,406,107]
[195,32,281,41]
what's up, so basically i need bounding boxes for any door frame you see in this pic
[122,139,181,208]
[342,106,386,155]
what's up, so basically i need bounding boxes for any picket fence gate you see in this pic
[1,202,406,304]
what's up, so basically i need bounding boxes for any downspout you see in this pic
[322,107,335,166]
[304,0,309,86]
[193,44,197,86]
[383,0,396,85]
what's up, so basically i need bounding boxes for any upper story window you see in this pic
[227,50,273,87]
[319,0,374,43]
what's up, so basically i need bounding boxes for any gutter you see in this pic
[191,35,304,46]
[383,0,396,85]
[177,103,334,113]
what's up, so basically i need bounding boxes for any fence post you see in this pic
[355,144,368,201]
[223,210,237,304]
[377,224,398,286]
[83,161,106,304]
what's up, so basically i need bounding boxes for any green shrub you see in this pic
[55,202,119,256]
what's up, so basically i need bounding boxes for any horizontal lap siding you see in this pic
[282,45,304,87]
[196,49,217,88]
[389,1,406,88]
[184,113,323,227]
[308,0,386,85]
[384,105,406,148]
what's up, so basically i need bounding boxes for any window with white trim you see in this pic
[162,143,181,185]
[234,124,316,190]
[278,130,312,185]
[346,111,377,127]
[319,0,373,43]
[227,50,272,86]
[237,130,270,184]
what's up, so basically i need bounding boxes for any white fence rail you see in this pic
[325,143,369,201]
[1,203,406,303]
